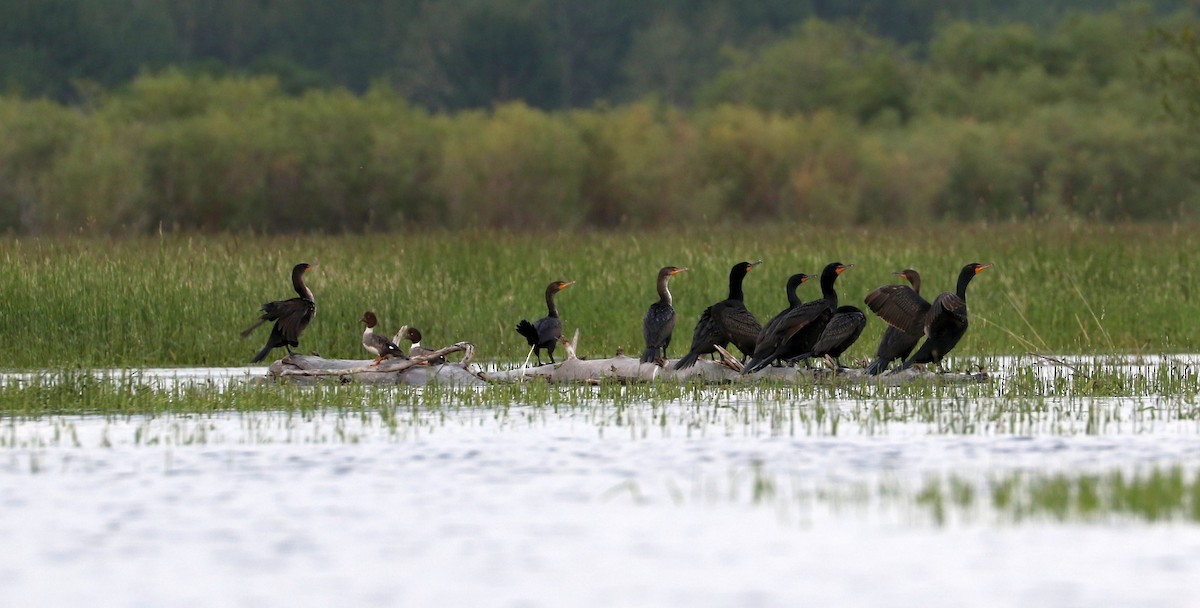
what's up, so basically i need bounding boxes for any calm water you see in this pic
[2,357,1199,607]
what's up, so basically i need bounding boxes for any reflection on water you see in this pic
[2,356,1200,607]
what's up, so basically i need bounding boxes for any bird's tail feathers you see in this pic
[865,358,889,375]
[742,355,769,375]
[240,318,266,338]
[515,320,539,345]
[673,351,699,370]
[250,343,273,363]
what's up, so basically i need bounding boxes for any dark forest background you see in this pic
[2,0,1200,233]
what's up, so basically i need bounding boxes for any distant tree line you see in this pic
[0,0,1190,108]
[1,3,1199,234]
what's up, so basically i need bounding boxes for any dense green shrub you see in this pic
[0,4,1198,234]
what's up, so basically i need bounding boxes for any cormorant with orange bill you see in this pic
[516,280,575,366]
[744,262,850,373]
[863,269,922,375]
[674,260,762,370]
[741,273,809,373]
[641,266,687,363]
[866,263,992,372]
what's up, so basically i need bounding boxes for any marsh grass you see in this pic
[3,359,1199,427]
[0,222,1197,369]
[911,467,1200,524]
[715,465,1200,525]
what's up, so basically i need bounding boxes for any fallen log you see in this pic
[268,342,487,386]
[261,331,989,387]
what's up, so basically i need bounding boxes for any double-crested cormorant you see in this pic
[515,280,574,365]
[741,273,809,372]
[866,262,992,371]
[241,262,316,363]
[641,266,687,363]
[674,260,762,370]
[360,310,405,365]
[396,325,446,365]
[864,269,922,375]
[743,262,850,373]
[797,305,867,369]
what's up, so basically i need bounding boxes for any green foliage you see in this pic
[437,103,588,228]
[0,0,1190,107]
[699,20,916,122]
[569,103,714,226]
[1,6,1199,231]
[0,223,1196,369]
[1141,14,1200,128]
[0,98,86,232]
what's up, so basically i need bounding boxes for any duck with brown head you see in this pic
[396,325,446,365]
[360,311,405,366]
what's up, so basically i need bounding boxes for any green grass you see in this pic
[911,467,1200,524]
[2,359,1198,421]
[0,221,1197,369]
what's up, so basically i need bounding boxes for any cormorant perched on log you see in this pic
[516,280,574,366]
[674,261,762,370]
[743,262,849,374]
[795,305,867,369]
[241,262,316,363]
[864,269,922,375]
[741,273,809,372]
[641,266,688,363]
[360,311,405,366]
[866,262,992,372]
[396,326,446,365]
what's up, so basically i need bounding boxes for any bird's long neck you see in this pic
[727,270,746,301]
[657,274,673,307]
[820,273,838,310]
[956,269,974,301]
[785,277,803,307]
[293,272,313,301]
[909,275,921,295]
[545,290,559,318]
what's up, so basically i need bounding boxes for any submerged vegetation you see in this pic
[2,354,1198,420]
[910,467,1200,524]
[3,370,1197,526]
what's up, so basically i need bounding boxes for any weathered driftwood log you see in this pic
[480,330,661,384]
[481,356,748,384]
[264,331,989,387]
[482,330,989,385]
[268,342,487,386]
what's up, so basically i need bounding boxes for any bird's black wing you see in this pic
[712,301,761,356]
[927,292,968,337]
[534,316,564,346]
[744,302,828,372]
[864,285,930,336]
[275,298,316,342]
[811,308,867,356]
[776,301,831,346]
[643,302,676,349]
